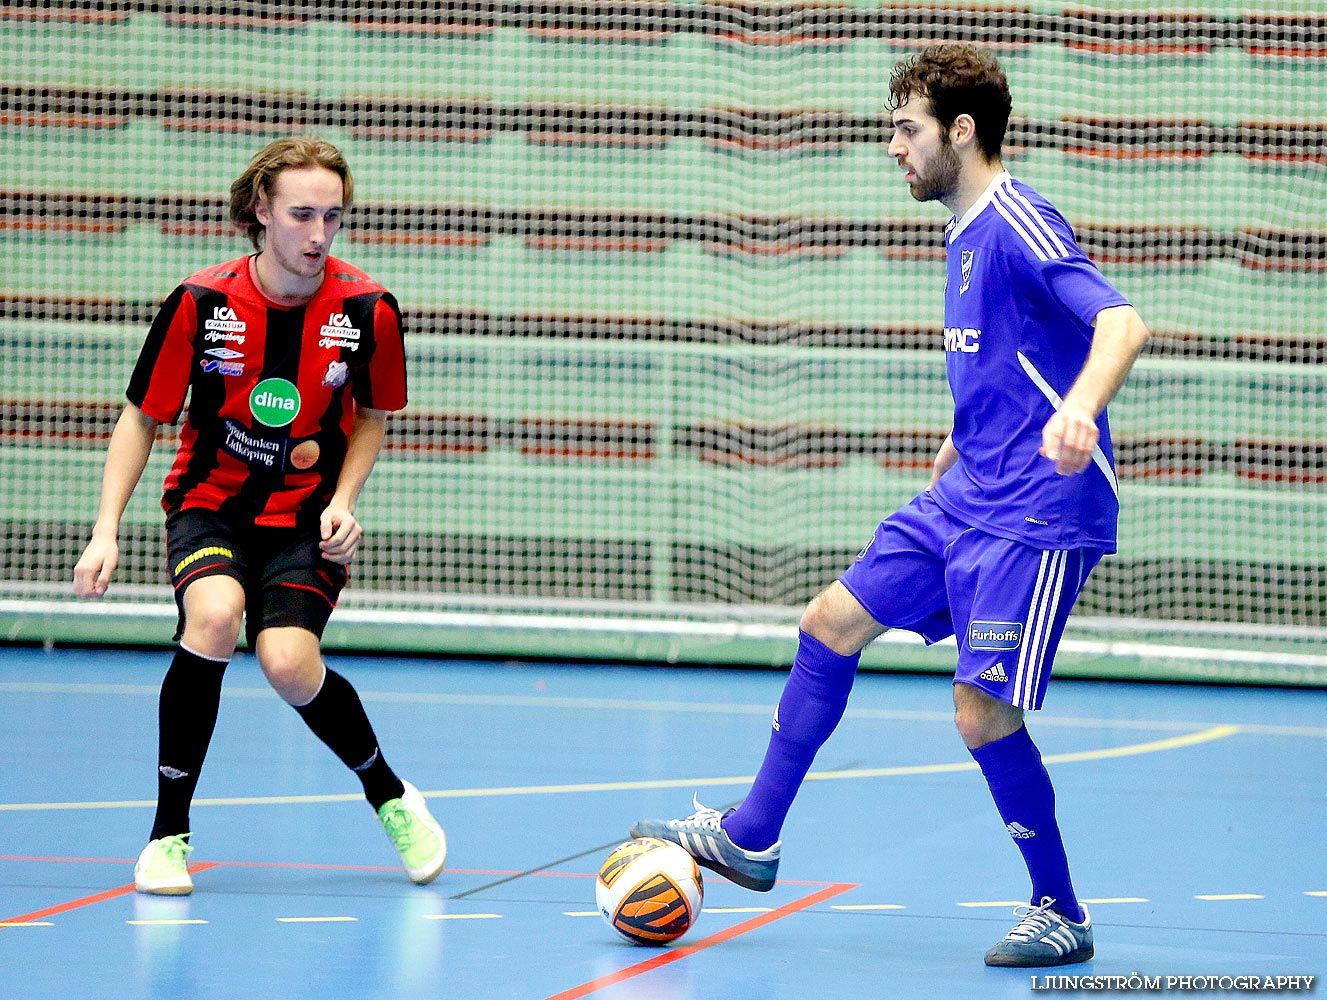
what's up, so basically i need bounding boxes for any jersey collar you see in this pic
[946,170,1012,244]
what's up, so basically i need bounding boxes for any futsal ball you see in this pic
[596,837,704,945]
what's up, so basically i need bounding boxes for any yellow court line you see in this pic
[276,916,358,923]
[0,921,54,927]
[126,919,208,926]
[809,725,1242,780]
[1196,894,1264,901]
[0,726,1242,813]
[1307,891,1327,897]
[1042,725,1241,764]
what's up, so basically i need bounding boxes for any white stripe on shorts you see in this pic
[1013,549,1069,710]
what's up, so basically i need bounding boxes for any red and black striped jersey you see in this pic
[128,254,407,527]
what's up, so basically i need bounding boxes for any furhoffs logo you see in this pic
[968,621,1023,651]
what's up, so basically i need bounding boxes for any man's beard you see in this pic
[908,136,961,204]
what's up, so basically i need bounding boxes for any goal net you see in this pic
[2,2,1324,683]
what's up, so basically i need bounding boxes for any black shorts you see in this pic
[165,508,349,649]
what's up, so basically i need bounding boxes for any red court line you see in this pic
[544,881,858,1000]
[0,862,222,928]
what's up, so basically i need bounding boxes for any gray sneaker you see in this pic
[984,897,1094,967]
[630,794,780,892]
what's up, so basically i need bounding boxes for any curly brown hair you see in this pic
[228,136,354,250]
[887,43,1012,161]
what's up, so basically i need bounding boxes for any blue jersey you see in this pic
[930,172,1130,552]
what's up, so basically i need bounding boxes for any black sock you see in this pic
[150,646,229,841]
[294,667,404,811]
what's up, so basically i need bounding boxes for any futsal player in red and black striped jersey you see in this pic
[73,137,446,895]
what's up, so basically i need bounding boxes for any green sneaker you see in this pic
[377,781,447,885]
[134,833,194,896]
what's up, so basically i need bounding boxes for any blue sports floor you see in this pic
[1,646,1324,999]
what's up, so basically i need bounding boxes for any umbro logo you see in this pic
[1006,822,1036,840]
[980,663,1009,684]
[159,766,190,780]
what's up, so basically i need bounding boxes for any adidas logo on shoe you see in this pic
[980,663,1009,683]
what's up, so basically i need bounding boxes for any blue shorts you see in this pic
[839,492,1101,710]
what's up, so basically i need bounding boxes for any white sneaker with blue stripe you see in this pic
[984,897,1094,967]
[630,794,780,892]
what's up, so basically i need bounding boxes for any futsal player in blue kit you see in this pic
[632,43,1151,967]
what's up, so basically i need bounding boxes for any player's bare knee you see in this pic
[181,605,243,656]
[953,683,1023,749]
[259,643,323,705]
[799,599,852,653]
[800,584,883,655]
[798,594,832,640]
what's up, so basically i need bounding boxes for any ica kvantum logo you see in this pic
[249,378,301,428]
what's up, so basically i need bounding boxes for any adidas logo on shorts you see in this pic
[979,663,1009,683]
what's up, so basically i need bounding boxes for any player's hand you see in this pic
[1040,405,1099,476]
[73,538,119,598]
[319,505,363,565]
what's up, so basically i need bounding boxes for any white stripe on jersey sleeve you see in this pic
[991,193,1055,262]
[991,182,1072,261]
[1016,351,1119,499]
[1002,184,1070,257]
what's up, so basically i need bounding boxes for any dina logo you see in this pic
[249,378,301,428]
[969,620,1023,651]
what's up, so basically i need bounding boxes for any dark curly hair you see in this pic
[887,43,1012,161]
[229,136,354,250]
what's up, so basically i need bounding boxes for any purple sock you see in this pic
[970,726,1084,923]
[722,631,860,851]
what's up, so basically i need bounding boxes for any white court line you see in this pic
[126,919,208,926]
[3,682,1320,739]
[1195,894,1264,901]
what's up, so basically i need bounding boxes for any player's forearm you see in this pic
[329,407,388,512]
[1061,305,1150,418]
[90,404,160,540]
[927,431,960,490]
